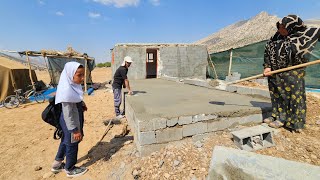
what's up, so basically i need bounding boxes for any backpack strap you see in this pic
[53,128,63,140]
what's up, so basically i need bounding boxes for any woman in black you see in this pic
[263,15,320,132]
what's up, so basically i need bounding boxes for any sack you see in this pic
[41,96,63,139]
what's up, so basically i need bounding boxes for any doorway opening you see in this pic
[146,49,157,78]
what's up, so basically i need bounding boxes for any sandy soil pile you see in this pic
[0,67,319,180]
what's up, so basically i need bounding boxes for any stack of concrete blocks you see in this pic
[231,125,275,151]
[126,101,269,156]
[225,72,241,82]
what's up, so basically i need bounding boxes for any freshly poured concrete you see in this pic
[125,79,272,155]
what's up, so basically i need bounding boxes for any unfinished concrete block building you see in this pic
[111,43,208,80]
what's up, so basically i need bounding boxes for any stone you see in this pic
[194,141,203,148]
[173,160,180,167]
[34,166,42,171]
[159,160,164,168]
[42,172,54,179]
[164,173,170,179]
[132,169,139,177]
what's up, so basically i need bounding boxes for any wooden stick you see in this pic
[228,49,233,76]
[207,49,218,79]
[226,59,320,85]
[25,51,35,87]
[84,57,88,93]
[0,50,94,60]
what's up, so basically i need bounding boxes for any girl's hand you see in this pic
[263,68,272,76]
[82,102,88,111]
[73,131,82,141]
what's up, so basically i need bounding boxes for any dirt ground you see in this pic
[0,67,319,180]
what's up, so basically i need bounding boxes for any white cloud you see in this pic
[89,12,101,18]
[92,0,140,8]
[149,0,160,6]
[55,11,64,16]
[38,0,45,5]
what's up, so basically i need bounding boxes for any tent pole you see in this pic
[84,57,88,93]
[228,48,233,76]
[26,51,35,86]
[207,49,218,79]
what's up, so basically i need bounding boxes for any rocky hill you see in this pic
[197,12,320,53]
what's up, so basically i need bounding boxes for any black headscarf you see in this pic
[264,15,320,69]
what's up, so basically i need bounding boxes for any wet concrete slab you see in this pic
[127,79,271,119]
[125,79,272,156]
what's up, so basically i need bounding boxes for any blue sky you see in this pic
[1,0,320,63]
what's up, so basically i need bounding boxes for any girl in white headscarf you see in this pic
[51,61,88,177]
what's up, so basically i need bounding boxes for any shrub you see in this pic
[96,62,111,67]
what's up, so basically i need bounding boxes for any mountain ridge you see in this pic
[196,12,320,53]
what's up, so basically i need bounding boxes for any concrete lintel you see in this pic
[208,146,320,180]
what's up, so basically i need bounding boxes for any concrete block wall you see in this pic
[112,44,207,80]
[112,46,147,79]
[125,99,270,156]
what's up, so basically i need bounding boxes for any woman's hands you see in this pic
[263,68,272,76]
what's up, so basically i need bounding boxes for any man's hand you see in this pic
[73,131,82,141]
[128,90,133,95]
[263,68,272,76]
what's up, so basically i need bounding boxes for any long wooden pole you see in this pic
[228,49,233,76]
[25,51,35,86]
[84,57,88,93]
[0,50,94,60]
[226,59,320,85]
[207,49,218,79]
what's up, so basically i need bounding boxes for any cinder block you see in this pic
[178,116,193,125]
[153,117,167,130]
[138,131,156,145]
[137,118,167,132]
[184,79,209,88]
[207,118,235,132]
[226,85,237,92]
[231,125,275,151]
[167,117,178,127]
[156,127,183,143]
[193,114,218,122]
[182,122,208,137]
[207,114,263,133]
[251,88,271,98]
[236,86,253,95]
[137,119,154,132]
[242,114,263,124]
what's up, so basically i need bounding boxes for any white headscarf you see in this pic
[55,61,84,104]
